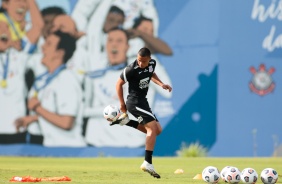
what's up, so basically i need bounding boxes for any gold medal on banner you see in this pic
[77,69,85,75]
[33,91,38,97]
[0,80,7,88]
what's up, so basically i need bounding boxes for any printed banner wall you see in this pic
[0,0,281,157]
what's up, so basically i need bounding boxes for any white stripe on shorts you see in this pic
[136,106,155,119]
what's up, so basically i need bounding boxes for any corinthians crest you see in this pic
[249,64,275,96]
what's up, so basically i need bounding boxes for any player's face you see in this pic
[103,12,124,33]
[3,0,27,22]
[137,54,151,68]
[41,34,60,67]
[42,14,57,39]
[137,20,154,36]
[0,21,11,51]
[106,29,128,65]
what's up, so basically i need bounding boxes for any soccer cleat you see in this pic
[140,160,161,179]
[109,113,130,126]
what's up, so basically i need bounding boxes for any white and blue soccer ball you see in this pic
[260,168,278,184]
[241,168,258,184]
[202,166,220,184]
[220,166,233,182]
[224,167,241,184]
[103,104,121,122]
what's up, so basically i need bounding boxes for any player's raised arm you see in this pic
[116,78,127,113]
[151,72,172,92]
[26,0,44,43]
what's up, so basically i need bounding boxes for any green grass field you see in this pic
[0,157,281,184]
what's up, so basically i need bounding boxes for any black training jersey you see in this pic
[120,59,156,99]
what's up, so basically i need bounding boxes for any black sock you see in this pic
[145,150,153,164]
[125,120,139,129]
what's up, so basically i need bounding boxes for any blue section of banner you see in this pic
[208,0,282,157]
[155,65,217,156]
[0,144,144,157]
[153,0,219,156]
[153,0,282,157]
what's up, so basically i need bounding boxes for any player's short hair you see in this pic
[41,6,66,17]
[108,5,125,18]
[138,47,151,57]
[53,30,76,63]
[133,15,152,29]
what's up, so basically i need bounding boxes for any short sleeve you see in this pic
[120,66,134,83]
[21,36,37,54]
[151,59,157,73]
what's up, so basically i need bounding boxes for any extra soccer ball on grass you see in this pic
[220,166,233,182]
[260,168,278,184]
[240,168,258,184]
[103,104,121,122]
[224,167,241,184]
[202,166,220,184]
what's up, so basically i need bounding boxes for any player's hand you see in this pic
[126,28,140,38]
[14,116,37,132]
[162,84,172,92]
[28,97,41,111]
[14,117,27,132]
[120,104,127,113]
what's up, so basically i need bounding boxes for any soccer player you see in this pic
[115,47,172,178]
[16,31,87,147]
[0,19,45,143]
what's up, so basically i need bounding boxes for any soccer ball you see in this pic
[260,168,278,184]
[202,166,220,184]
[103,104,121,122]
[220,166,233,182]
[225,167,241,184]
[241,168,258,184]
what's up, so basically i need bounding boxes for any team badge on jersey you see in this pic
[249,64,275,96]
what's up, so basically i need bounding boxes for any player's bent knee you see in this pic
[145,120,162,135]
[156,127,162,136]
[155,121,162,135]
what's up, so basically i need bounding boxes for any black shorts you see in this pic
[126,97,158,125]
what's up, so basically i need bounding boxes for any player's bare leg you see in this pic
[137,124,147,133]
[140,120,161,179]
[137,121,162,135]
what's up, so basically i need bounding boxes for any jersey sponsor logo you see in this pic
[139,77,149,89]
[149,61,154,64]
